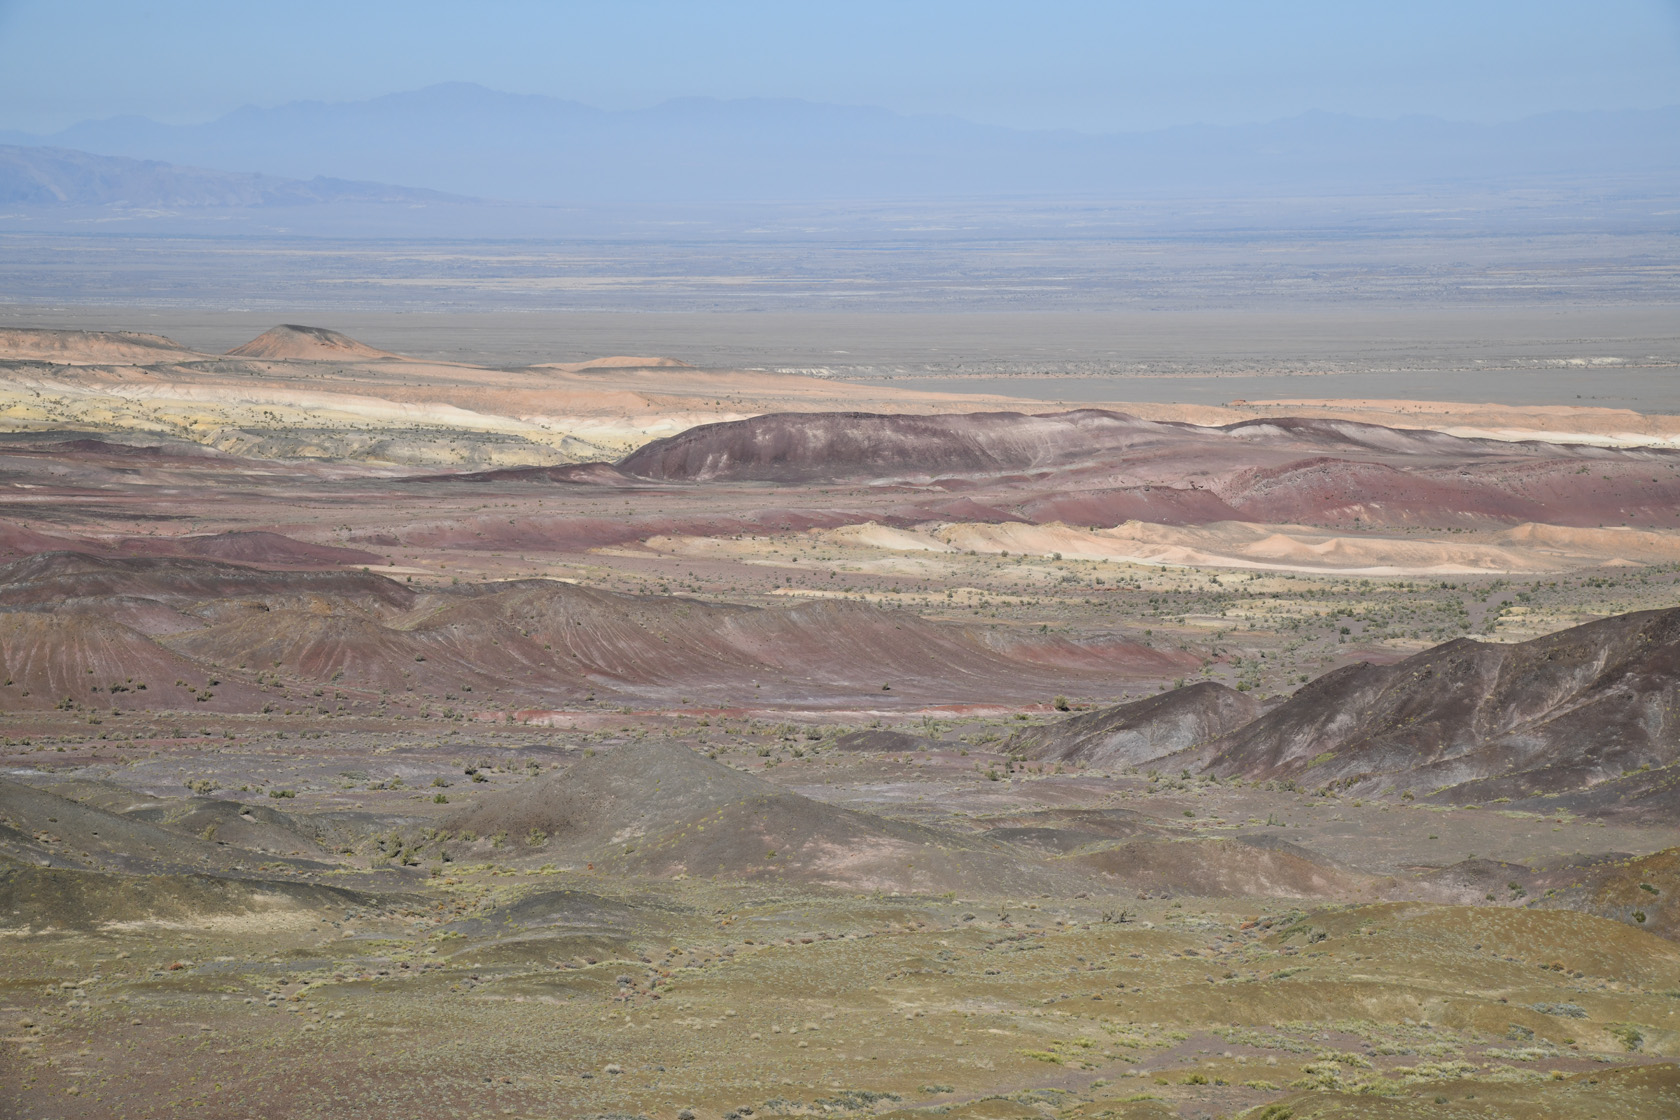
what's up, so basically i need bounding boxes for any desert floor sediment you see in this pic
[1,321,1678,1119]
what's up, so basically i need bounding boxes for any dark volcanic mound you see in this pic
[444,740,1061,893]
[1420,848,1680,941]
[0,778,321,873]
[1204,607,1680,796]
[227,324,398,360]
[1500,761,1680,823]
[1009,682,1261,768]
[831,729,943,752]
[40,778,330,858]
[0,866,381,932]
[444,740,786,849]
[1549,847,1680,941]
[1072,835,1371,898]
[978,806,1157,854]
[438,888,644,938]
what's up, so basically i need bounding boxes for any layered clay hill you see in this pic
[0,327,200,364]
[618,408,1680,531]
[225,324,402,361]
[1007,681,1261,769]
[1197,606,1680,800]
[0,551,1191,713]
[618,408,1668,487]
[441,740,1058,894]
[115,530,381,567]
[0,325,1053,467]
[10,324,1680,538]
[976,602,1680,814]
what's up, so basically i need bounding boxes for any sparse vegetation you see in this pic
[2,325,1678,1119]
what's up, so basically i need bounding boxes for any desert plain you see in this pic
[0,315,1678,1120]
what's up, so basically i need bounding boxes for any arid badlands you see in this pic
[4,319,1680,1120]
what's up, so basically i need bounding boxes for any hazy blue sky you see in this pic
[2,0,1678,134]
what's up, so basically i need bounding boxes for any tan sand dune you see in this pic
[711,517,1680,576]
[920,519,1544,574]
[1491,522,1680,563]
[939,518,1680,574]
[1233,397,1680,449]
[820,523,960,552]
[529,355,693,371]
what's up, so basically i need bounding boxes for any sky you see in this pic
[1,0,1678,135]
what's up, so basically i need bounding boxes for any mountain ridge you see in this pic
[0,143,467,208]
[4,84,1676,203]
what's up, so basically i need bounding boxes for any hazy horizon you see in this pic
[3,1,1678,134]
[3,4,1675,249]
[4,86,1677,213]
[13,80,1680,143]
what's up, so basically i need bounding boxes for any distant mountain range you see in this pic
[3,83,1677,205]
[0,144,463,209]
